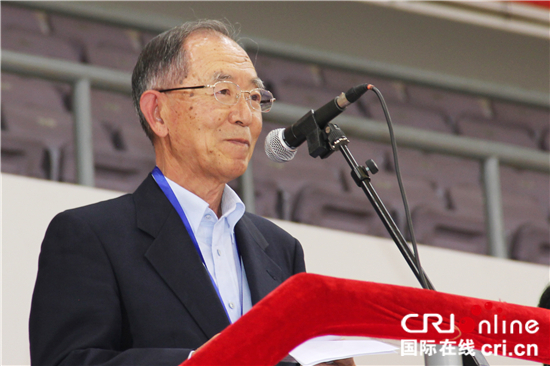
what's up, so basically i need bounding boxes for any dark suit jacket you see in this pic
[29,175,306,366]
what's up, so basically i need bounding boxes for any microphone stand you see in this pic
[339,142,435,290]
[305,118,435,290]
[302,118,488,366]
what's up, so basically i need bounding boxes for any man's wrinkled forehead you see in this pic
[183,29,244,61]
[212,72,265,89]
[183,30,264,88]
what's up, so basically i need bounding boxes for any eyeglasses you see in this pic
[157,80,275,113]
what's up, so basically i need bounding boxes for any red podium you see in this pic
[181,273,550,366]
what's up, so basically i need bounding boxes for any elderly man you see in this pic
[29,20,354,366]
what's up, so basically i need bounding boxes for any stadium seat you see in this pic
[367,101,452,133]
[252,54,324,92]
[429,182,550,256]
[501,192,549,243]
[447,184,485,218]
[1,4,50,34]
[2,73,69,113]
[387,147,481,190]
[91,89,137,128]
[359,171,446,231]
[1,129,46,179]
[422,184,487,254]
[292,181,388,237]
[428,152,481,189]
[1,104,74,180]
[510,222,550,265]
[252,154,342,221]
[500,166,550,218]
[49,13,141,67]
[86,44,140,72]
[411,207,487,254]
[406,84,493,121]
[456,117,537,149]
[118,123,155,159]
[94,123,155,192]
[252,178,281,219]
[62,120,155,192]
[492,100,550,132]
[1,28,81,61]
[49,14,142,51]
[252,121,343,219]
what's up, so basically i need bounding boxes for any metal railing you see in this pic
[2,2,549,259]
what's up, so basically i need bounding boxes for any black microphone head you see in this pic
[344,84,370,104]
[264,128,297,163]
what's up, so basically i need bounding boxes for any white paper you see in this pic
[287,336,397,366]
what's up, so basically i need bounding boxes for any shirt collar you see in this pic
[221,184,246,230]
[164,177,245,234]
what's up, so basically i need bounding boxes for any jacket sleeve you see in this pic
[29,211,191,366]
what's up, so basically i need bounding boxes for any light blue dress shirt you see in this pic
[164,177,252,324]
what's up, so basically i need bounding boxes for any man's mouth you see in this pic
[227,138,250,147]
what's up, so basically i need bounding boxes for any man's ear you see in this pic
[140,90,168,138]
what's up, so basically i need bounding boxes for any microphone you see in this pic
[265,84,370,163]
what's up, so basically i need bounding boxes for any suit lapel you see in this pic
[235,214,284,305]
[134,176,230,339]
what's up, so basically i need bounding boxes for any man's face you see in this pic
[158,31,263,184]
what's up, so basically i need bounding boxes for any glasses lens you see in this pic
[252,89,274,112]
[213,81,239,106]
[212,81,274,112]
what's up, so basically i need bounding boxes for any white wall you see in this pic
[2,173,548,365]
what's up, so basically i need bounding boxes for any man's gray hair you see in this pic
[131,19,239,142]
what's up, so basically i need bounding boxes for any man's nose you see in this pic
[230,93,255,126]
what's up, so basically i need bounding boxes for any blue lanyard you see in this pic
[152,167,243,322]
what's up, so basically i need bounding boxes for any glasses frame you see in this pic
[157,80,275,113]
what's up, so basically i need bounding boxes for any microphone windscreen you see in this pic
[264,128,297,163]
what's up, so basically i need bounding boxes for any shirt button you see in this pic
[205,214,212,220]
[217,249,221,256]
[229,302,235,309]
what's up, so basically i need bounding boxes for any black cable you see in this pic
[367,84,429,290]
